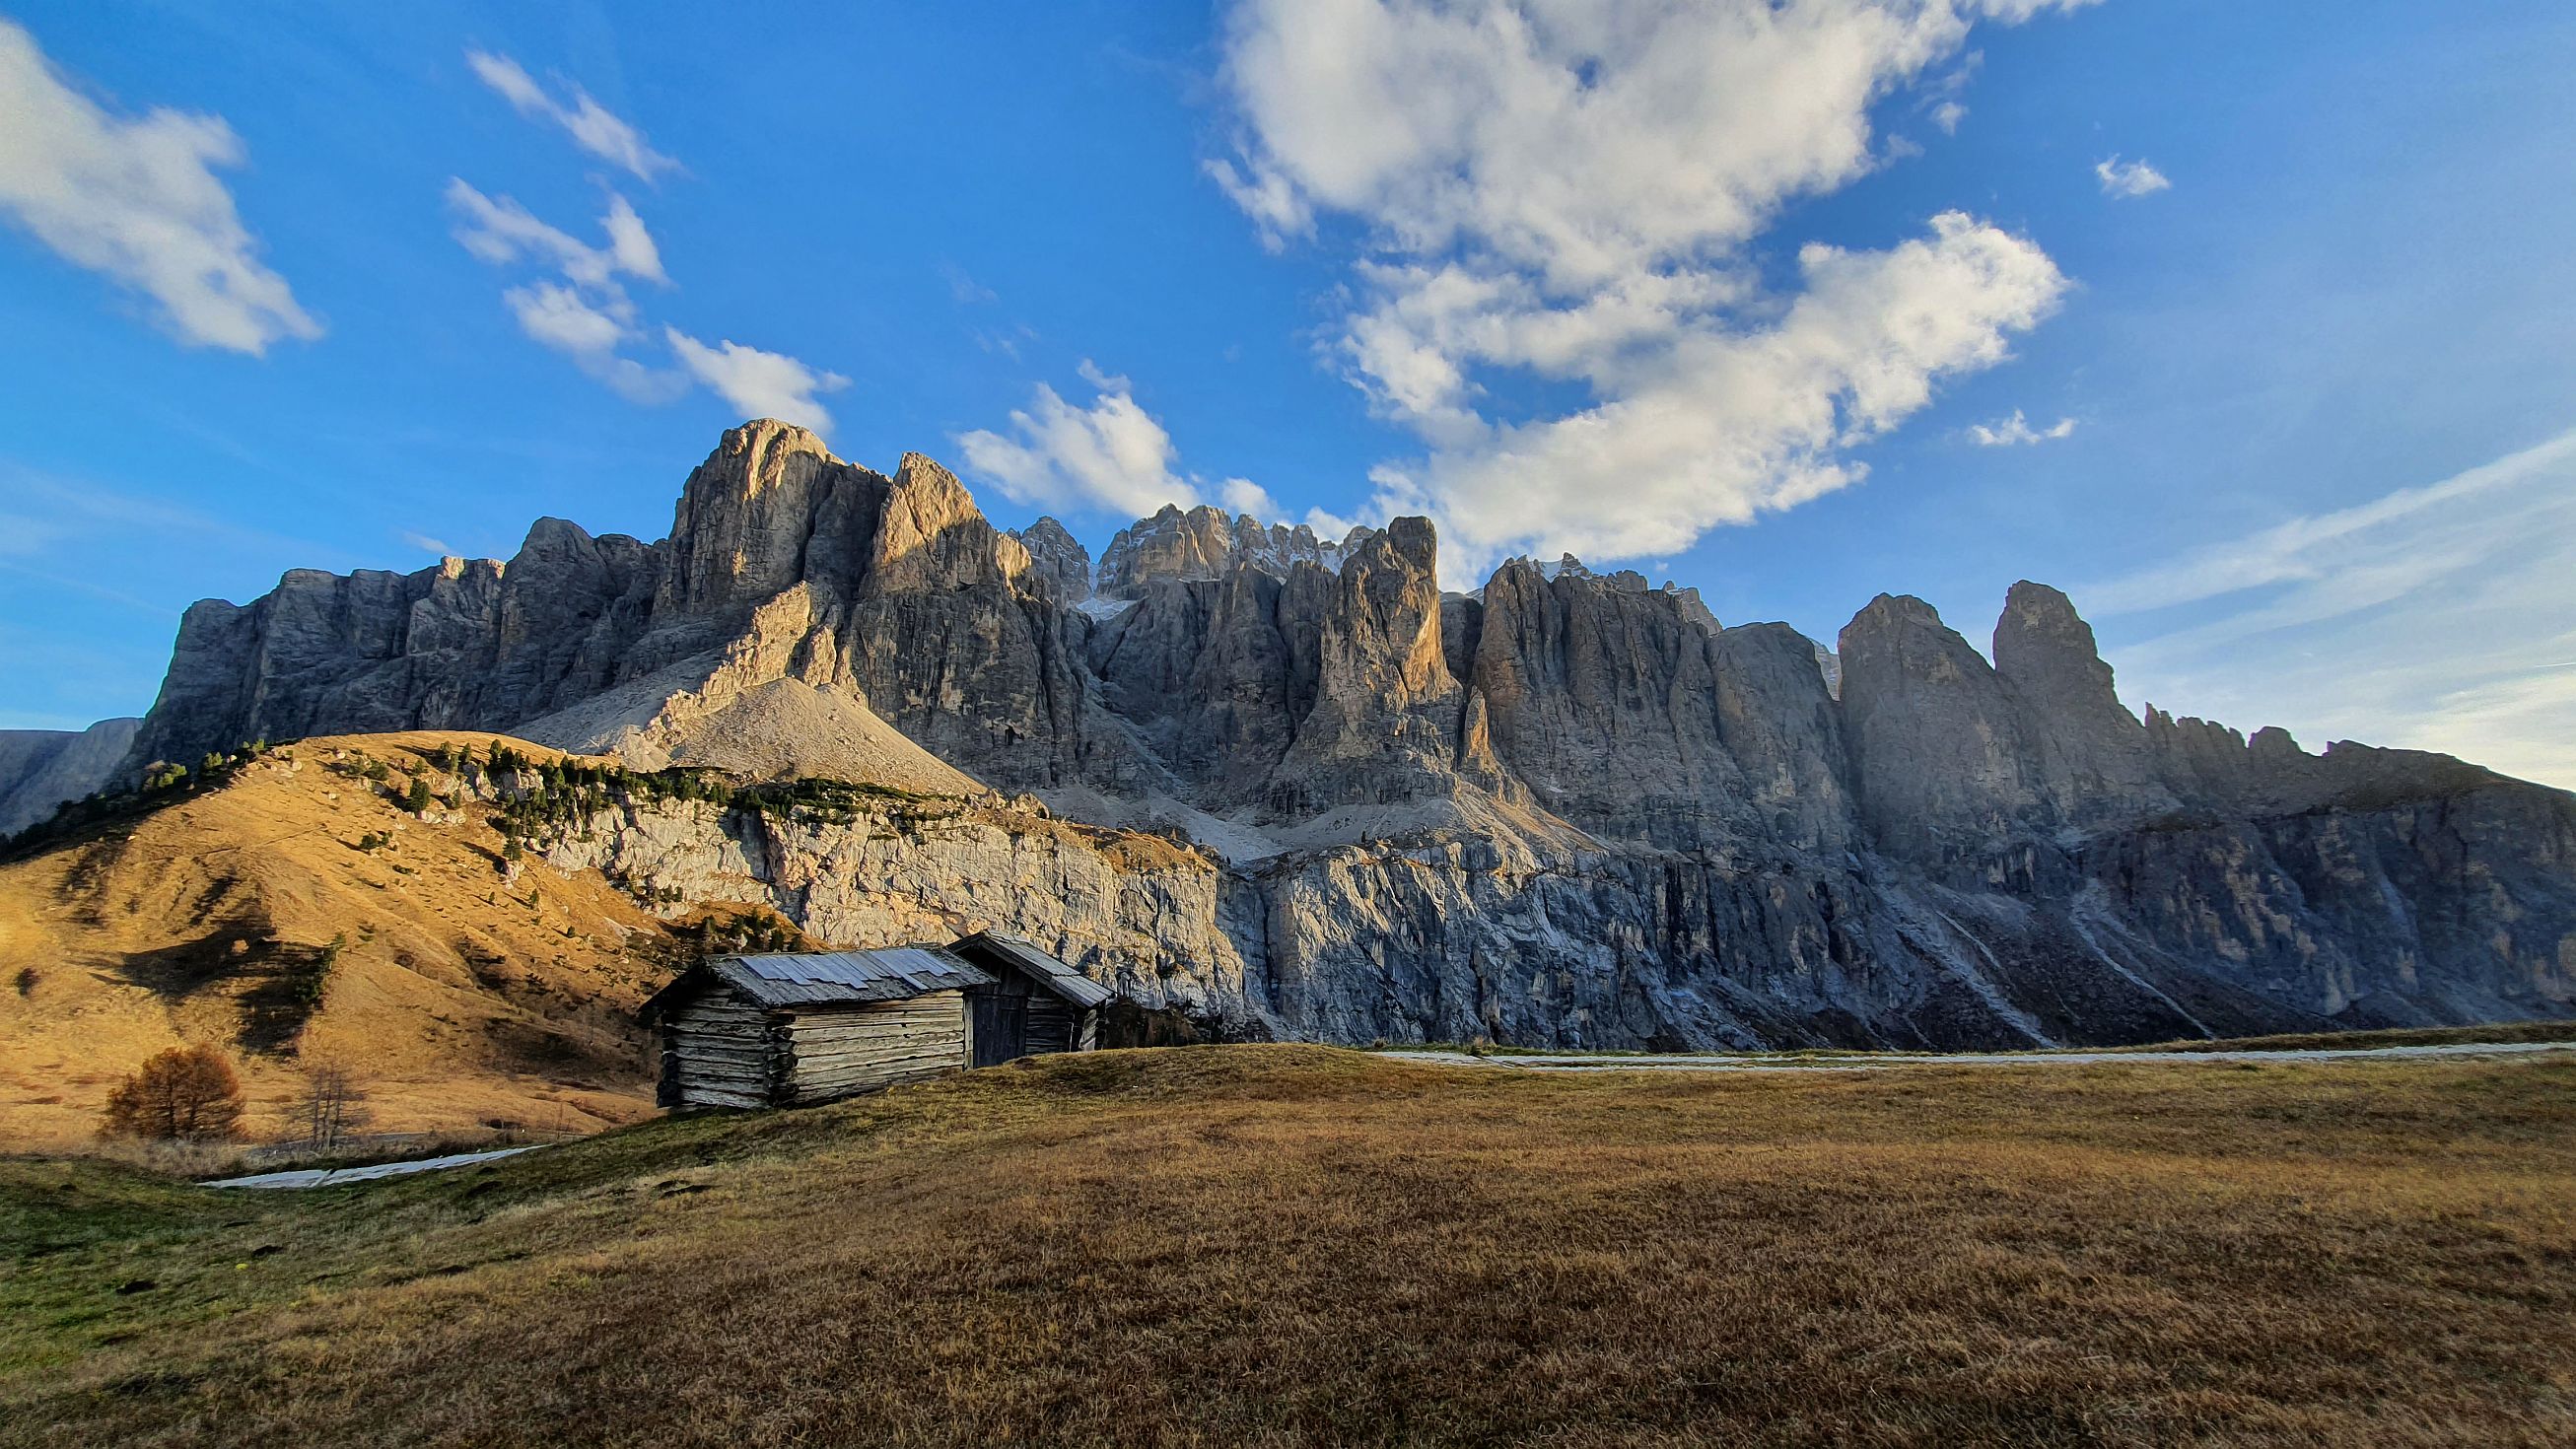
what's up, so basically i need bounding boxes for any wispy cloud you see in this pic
[446,179,686,403]
[465,49,676,182]
[939,260,998,305]
[399,530,455,557]
[444,101,848,433]
[0,18,319,354]
[446,180,665,289]
[2094,155,2172,198]
[1967,410,2076,447]
[2089,428,2576,790]
[0,465,339,610]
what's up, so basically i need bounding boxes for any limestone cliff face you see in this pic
[1840,593,2048,865]
[1464,558,1740,849]
[1086,565,1311,805]
[1709,623,1854,857]
[1096,504,1374,599]
[108,421,2576,1047]
[1991,581,2174,825]
[1273,518,1465,814]
[522,790,1262,1030]
[1009,517,1092,604]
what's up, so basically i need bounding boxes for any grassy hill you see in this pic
[6,1046,2574,1447]
[0,733,778,1150]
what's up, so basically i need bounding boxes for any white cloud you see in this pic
[445,179,663,288]
[0,18,319,354]
[505,280,626,356]
[1362,212,2068,572]
[446,176,841,427]
[400,529,455,557]
[599,194,664,282]
[1203,158,1311,247]
[665,329,850,433]
[1304,507,1362,539]
[1968,409,2076,446]
[448,179,686,400]
[465,49,676,182]
[956,367,1201,518]
[503,282,682,403]
[2094,155,2171,198]
[2089,428,2576,790]
[1210,0,2088,571]
[1220,477,1280,518]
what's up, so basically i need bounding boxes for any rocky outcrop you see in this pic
[1840,593,2048,865]
[520,786,1264,1032]
[1992,581,2174,825]
[1463,557,1739,849]
[1009,517,1091,604]
[1272,519,1466,815]
[0,718,140,837]
[110,420,2576,1049]
[1096,504,1374,599]
[1085,565,1315,805]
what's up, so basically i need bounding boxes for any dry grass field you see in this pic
[0,733,699,1150]
[4,1045,2573,1447]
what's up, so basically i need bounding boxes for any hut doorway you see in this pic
[970,973,1031,1067]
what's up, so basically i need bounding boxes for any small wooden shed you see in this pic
[945,932,1115,1066]
[640,936,1113,1110]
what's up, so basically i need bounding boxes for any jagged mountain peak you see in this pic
[1842,591,1950,642]
[1009,516,1093,604]
[1095,501,1378,599]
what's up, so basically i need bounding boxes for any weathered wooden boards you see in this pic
[1026,995,1076,1057]
[663,992,972,1108]
[779,993,967,1104]
[665,998,777,1108]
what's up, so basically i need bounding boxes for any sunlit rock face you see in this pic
[1009,517,1092,605]
[1095,503,1375,600]
[104,422,2576,1048]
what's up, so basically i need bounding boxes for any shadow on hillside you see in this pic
[106,915,335,1056]
[109,919,274,1000]
[487,1014,648,1087]
[233,940,338,1055]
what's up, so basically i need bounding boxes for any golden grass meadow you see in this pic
[6,1045,2573,1448]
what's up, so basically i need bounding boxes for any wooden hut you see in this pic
[945,932,1115,1065]
[640,935,1114,1110]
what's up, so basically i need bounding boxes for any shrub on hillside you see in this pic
[101,1045,244,1142]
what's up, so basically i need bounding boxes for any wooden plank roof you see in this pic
[642,945,995,1021]
[948,932,1116,1008]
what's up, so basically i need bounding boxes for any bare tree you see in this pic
[102,1045,244,1142]
[289,1061,372,1152]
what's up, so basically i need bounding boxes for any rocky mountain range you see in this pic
[12,419,2572,1049]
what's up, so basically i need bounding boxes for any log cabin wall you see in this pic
[663,995,779,1109]
[1023,994,1076,1057]
[778,991,969,1104]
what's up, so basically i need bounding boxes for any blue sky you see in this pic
[3,1,2574,787]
